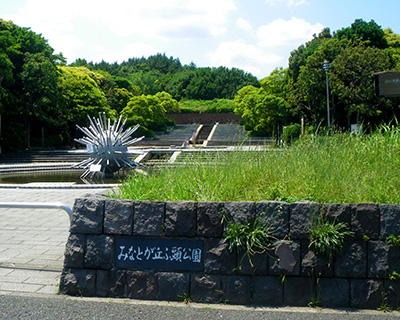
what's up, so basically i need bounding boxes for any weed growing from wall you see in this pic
[177,292,193,304]
[388,271,400,282]
[386,234,400,247]
[222,211,276,267]
[309,214,353,262]
[377,292,392,312]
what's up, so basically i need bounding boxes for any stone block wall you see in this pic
[60,197,400,309]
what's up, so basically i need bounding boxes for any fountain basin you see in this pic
[0,164,126,189]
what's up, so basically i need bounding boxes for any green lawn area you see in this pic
[114,126,400,204]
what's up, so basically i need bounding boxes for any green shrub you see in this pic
[165,117,176,127]
[282,124,301,144]
[178,99,235,113]
[121,92,177,135]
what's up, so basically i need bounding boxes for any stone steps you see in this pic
[0,150,88,164]
[195,124,214,144]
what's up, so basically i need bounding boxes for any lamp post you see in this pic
[0,74,3,154]
[323,60,330,127]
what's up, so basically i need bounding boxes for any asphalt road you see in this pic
[1,293,400,320]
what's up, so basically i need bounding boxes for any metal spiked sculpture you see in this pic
[73,113,144,179]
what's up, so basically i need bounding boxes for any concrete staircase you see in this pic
[0,150,88,164]
[0,124,273,166]
[194,124,214,145]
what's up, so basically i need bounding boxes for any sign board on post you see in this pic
[351,124,361,134]
[115,237,203,271]
[373,71,400,97]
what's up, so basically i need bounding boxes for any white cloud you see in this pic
[7,0,237,41]
[3,0,322,76]
[265,0,309,7]
[236,18,253,33]
[4,0,237,63]
[210,40,284,77]
[91,42,161,64]
[106,0,237,39]
[257,17,324,47]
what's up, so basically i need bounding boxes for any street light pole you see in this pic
[323,60,330,127]
[0,74,3,154]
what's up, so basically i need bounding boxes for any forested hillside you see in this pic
[71,55,259,100]
[0,19,257,152]
[1,18,399,152]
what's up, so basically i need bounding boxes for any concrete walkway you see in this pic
[0,187,112,295]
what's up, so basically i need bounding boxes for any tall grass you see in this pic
[114,126,400,204]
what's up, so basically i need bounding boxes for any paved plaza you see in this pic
[0,187,112,295]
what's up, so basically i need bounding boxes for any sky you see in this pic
[1,0,399,79]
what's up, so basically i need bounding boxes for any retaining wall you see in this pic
[167,113,241,124]
[59,197,400,309]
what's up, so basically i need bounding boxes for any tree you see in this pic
[19,52,61,148]
[329,43,393,126]
[234,69,290,139]
[0,27,16,100]
[165,70,194,100]
[213,66,259,99]
[335,19,388,49]
[0,52,14,109]
[288,22,395,129]
[289,28,332,82]
[77,69,141,114]
[109,88,134,113]
[0,19,61,151]
[120,92,176,135]
[146,53,183,74]
[166,66,259,101]
[74,69,141,114]
[234,85,265,135]
[385,28,400,69]
[259,68,291,139]
[58,66,112,142]
[185,68,218,100]
[113,76,140,95]
[69,58,89,67]
[289,37,344,127]
[289,27,357,127]
[155,91,180,113]
[128,71,163,95]
[72,53,259,101]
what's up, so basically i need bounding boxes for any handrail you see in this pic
[0,202,72,221]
